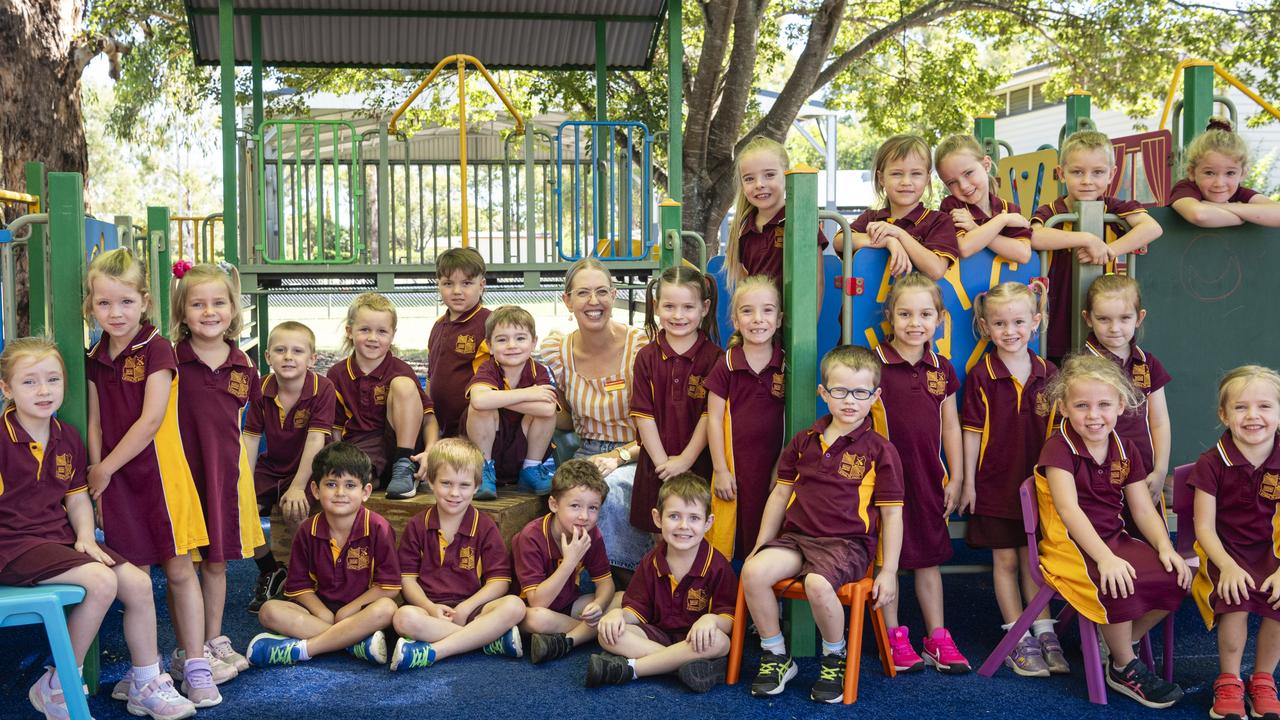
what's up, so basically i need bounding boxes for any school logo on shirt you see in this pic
[345,546,370,571]
[685,587,709,612]
[456,334,477,355]
[54,453,74,481]
[1131,364,1151,390]
[1034,391,1050,417]
[458,546,476,571]
[926,370,947,397]
[293,408,311,429]
[839,453,867,481]
[1109,459,1131,486]
[122,355,146,383]
[228,371,250,400]
[1260,472,1280,501]
[772,226,784,248]
[373,384,389,405]
[771,372,785,399]
[687,375,707,400]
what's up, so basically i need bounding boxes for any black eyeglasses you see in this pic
[822,385,877,401]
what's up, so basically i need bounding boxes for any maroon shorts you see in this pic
[0,542,128,586]
[761,532,871,590]
[346,428,394,481]
[255,466,316,516]
[459,406,529,482]
[638,623,686,646]
[965,514,1027,550]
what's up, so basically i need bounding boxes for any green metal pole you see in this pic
[658,198,681,269]
[1064,90,1092,138]
[47,173,86,433]
[666,0,682,204]
[1183,61,1215,149]
[973,114,996,145]
[25,161,46,335]
[147,206,172,337]
[595,21,608,121]
[251,15,264,134]
[219,0,238,265]
[257,294,270,374]
[594,21,609,254]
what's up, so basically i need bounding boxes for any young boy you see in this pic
[243,321,337,614]
[1030,130,1163,360]
[428,247,491,439]
[246,442,401,667]
[389,438,528,670]
[513,459,617,664]
[741,345,904,704]
[463,305,558,499]
[587,473,736,694]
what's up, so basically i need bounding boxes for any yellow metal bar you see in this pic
[0,189,40,210]
[459,58,469,247]
[1160,58,1280,130]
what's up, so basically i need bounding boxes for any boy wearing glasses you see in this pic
[739,345,905,704]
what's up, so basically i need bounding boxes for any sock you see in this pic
[626,658,638,679]
[760,633,786,656]
[522,458,540,469]
[297,640,311,662]
[132,663,160,688]
[396,447,414,461]
[255,552,281,575]
[1000,622,1033,641]
[1032,619,1056,637]
[566,637,575,649]
[821,638,847,657]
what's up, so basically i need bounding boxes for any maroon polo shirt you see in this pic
[511,513,612,613]
[939,192,1033,242]
[398,505,512,606]
[283,505,401,608]
[736,206,829,294]
[328,354,432,436]
[1188,432,1280,559]
[1082,334,1171,473]
[1031,195,1145,357]
[1037,423,1148,542]
[0,409,88,572]
[1167,178,1258,205]
[622,539,736,638]
[850,203,960,269]
[244,371,336,482]
[961,350,1057,519]
[428,305,491,437]
[465,357,556,417]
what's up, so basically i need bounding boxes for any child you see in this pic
[0,338,196,720]
[428,247,492,437]
[934,134,1034,263]
[1169,117,1280,227]
[587,472,736,694]
[630,265,723,533]
[706,275,786,560]
[328,292,437,499]
[389,438,527,670]
[960,282,1065,677]
[462,305,558,499]
[1036,355,1189,708]
[513,459,617,664]
[836,134,960,281]
[742,345,904,703]
[1191,365,1280,720]
[1031,130,1162,361]
[84,249,218,706]
[874,272,969,673]
[246,442,400,667]
[243,321,337,613]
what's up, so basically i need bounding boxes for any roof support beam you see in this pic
[220,0,239,264]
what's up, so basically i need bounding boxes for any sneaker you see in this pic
[206,635,249,672]
[126,673,196,720]
[1212,674,1246,720]
[1248,672,1280,720]
[348,630,388,665]
[28,667,82,720]
[482,627,524,658]
[247,565,288,614]
[530,632,574,664]
[385,457,419,499]
[888,626,924,673]
[475,459,498,501]
[179,658,221,708]
[1037,631,1071,674]
[677,656,728,693]
[170,647,237,684]
[922,627,971,674]
[517,458,556,495]
[246,632,305,667]
[810,653,847,703]
[585,652,632,688]
[1105,657,1184,709]
[390,637,436,671]
[1004,635,1050,678]
[111,668,132,701]
[750,653,797,697]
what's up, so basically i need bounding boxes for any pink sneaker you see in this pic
[27,667,86,720]
[125,673,195,720]
[922,627,971,674]
[206,635,250,672]
[888,626,924,673]
[179,658,222,708]
[110,668,132,701]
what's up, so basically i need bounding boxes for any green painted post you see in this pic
[594,21,609,254]
[658,198,681,269]
[219,0,238,265]
[256,294,270,374]
[1183,62,1215,149]
[666,0,682,204]
[250,16,264,134]
[1065,90,1092,137]
[147,206,172,336]
[25,162,46,335]
[46,174,87,433]
[973,115,996,145]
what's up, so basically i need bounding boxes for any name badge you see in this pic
[603,378,627,393]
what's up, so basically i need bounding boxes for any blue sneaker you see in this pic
[517,457,556,495]
[475,459,498,501]
[390,638,437,671]
[482,627,524,658]
[347,630,387,665]
[246,633,304,667]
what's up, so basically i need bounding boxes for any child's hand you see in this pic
[87,464,111,501]
[656,455,693,481]
[411,451,429,481]
[1259,569,1280,609]
[712,469,737,501]
[1158,547,1192,590]
[281,487,310,525]
[528,385,558,405]
[957,483,976,516]
[1144,471,1166,508]
[865,221,892,247]
[1075,234,1109,265]
[943,480,963,516]
[686,615,720,654]
[1001,212,1032,229]
[579,601,604,626]
[589,453,621,478]
[1096,553,1136,598]
[872,568,898,609]
[598,608,627,646]
[950,208,977,232]
[1217,562,1255,605]
[428,603,454,622]
[560,525,592,566]
[450,603,471,627]
[885,237,913,277]
[74,537,116,566]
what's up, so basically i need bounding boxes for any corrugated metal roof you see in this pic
[184,1,666,70]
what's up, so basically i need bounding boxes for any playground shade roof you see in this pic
[184,0,667,70]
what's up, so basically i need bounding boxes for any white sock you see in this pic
[1032,619,1056,637]
[297,639,311,661]
[132,662,160,688]
[626,658,638,679]
[760,633,786,656]
[522,459,540,469]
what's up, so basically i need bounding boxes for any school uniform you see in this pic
[427,305,491,438]
[1190,432,1280,628]
[622,538,736,645]
[961,350,1057,548]
[460,357,556,479]
[398,505,512,612]
[282,505,401,612]
[511,513,612,614]
[1167,178,1258,205]
[629,331,723,532]
[1082,334,1171,475]
[1031,196,1145,359]
[327,354,433,478]
[1035,424,1183,624]
[735,206,829,296]
[874,342,958,569]
[243,371,336,508]
[764,416,904,588]
[703,343,786,558]
[939,193,1033,246]
[850,203,961,270]
[86,324,208,566]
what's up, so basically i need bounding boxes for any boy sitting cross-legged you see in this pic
[513,459,619,664]
[587,473,737,693]
[246,442,401,667]
[389,437,528,670]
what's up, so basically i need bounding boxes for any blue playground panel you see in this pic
[82,218,120,347]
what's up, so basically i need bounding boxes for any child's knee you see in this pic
[802,573,837,602]
[366,597,398,625]
[704,629,731,657]
[992,549,1019,574]
[114,564,154,606]
[258,599,289,627]
[392,605,419,633]
[80,563,119,603]
[467,407,499,428]
[492,595,527,625]
[389,377,422,404]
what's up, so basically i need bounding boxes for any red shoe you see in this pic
[1248,672,1280,720]
[1212,674,1245,720]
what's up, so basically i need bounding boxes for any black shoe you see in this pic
[585,653,632,688]
[810,653,846,704]
[1105,657,1184,709]
[530,633,574,665]
[247,565,287,614]
[677,656,728,693]
[750,653,797,697]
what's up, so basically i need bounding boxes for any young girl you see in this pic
[629,266,723,533]
[959,282,1064,677]
[0,339,196,720]
[705,275,785,559]
[934,134,1034,263]
[1169,117,1280,228]
[836,135,959,281]
[326,292,437,492]
[1036,355,1189,709]
[84,248,219,707]
[873,272,968,673]
[171,262,264,683]
[1190,365,1280,720]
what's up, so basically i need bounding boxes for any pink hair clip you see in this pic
[172,259,193,279]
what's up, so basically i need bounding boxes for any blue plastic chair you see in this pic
[0,584,92,719]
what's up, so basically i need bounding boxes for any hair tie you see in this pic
[172,260,193,279]
[217,260,235,276]
[1206,117,1234,133]
[1028,278,1048,295]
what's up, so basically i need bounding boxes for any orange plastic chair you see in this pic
[725,574,896,704]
